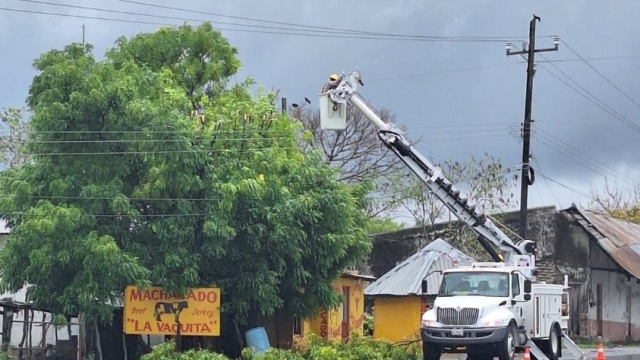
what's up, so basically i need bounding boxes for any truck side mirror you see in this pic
[422,270,442,295]
[523,279,532,294]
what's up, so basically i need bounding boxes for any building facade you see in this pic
[366,205,640,342]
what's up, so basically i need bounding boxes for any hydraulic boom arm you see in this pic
[321,70,537,271]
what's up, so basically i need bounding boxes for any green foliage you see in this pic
[366,217,406,235]
[144,336,422,360]
[0,23,371,326]
[142,341,229,360]
[244,334,422,360]
[107,22,242,105]
[242,347,303,360]
[0,351,16,360]
[363,313,374,336]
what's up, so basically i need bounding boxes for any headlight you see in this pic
[482,319,504,327]
[422,319,437,327]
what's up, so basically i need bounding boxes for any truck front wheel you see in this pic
[496,323,517,360]
[422,342,441,360]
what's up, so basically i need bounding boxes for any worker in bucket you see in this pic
[321,74,340,93]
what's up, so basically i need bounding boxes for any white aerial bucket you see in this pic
[318,93,346,131]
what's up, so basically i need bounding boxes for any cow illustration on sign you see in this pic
[154,300,189,323]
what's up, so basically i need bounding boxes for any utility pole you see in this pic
[82,23,86,48]
[506,15,559,239]
[281,98,287,114]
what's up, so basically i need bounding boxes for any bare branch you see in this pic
[291,100,420,217]
[590,178,640,223]
[388,153,518,251]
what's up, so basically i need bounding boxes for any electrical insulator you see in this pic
[553,36,560,47]
[505,42,512,52]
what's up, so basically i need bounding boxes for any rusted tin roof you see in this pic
[564,204,640,279]
[364,238,475,296]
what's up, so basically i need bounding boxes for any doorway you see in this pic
[596,284,602,337]
[341,286,350,342]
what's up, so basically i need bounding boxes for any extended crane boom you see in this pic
[319,70,537,278]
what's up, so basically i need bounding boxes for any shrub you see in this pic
[141,341,230,360]
[0,351,15,360]
[363,313,374,336]
[241,347,304,360]
[143,334,422,360]
[281,333,422,360]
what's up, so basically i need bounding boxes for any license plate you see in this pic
[451,328,464,336]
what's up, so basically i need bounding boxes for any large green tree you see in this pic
[0,23,371,328]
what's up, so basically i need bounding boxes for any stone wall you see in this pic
[367,206,559,278]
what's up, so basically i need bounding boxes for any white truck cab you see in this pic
[420,262,581,360]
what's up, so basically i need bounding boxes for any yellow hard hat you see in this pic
[330,74,339,81]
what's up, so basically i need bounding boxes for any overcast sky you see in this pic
[2,0,640,221]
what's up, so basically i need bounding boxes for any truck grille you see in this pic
[436,307,479,325]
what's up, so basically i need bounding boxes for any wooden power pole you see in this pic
[506,15,559,239]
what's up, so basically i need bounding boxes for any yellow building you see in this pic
[364,239,475,342]
[301,272,376,342]
[259,272,376,348]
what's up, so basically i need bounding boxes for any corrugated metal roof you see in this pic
[566,204,640,279]
[364,238,475,296]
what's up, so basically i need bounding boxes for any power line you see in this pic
[7,127,515,143]
[535,172,594,200]
[536,53,640,133]
[534,128,635,186]
[109,0,540,42]
[0,5,521,43]
[532,133,635,191]
[0,122,518,135]
[532,155,560,206]
[0,172,570,220]
[560,39,640,111]
[537,55,640,63]
[0,171,517,204]
[12,0,425,38]
[282,57,640,92]
[19,134,514,156]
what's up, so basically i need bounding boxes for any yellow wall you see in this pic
[302,276,366,341]
[373,296,422,342]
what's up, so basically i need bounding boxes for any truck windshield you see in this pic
[438,271,509,297]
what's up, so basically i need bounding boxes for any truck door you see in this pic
[511,273,524,324]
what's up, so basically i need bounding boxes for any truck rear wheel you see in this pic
[496,323,517,360]
[422,342,441,360]
[541,326,561,360]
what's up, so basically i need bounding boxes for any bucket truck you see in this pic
[317,70,585,360]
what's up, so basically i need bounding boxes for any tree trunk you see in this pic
[233,319,244,355]
[247,303,259,329]
[78,313,86,359]
[122,330,128,360]
[18,309,28,359]
[94,322,103,360]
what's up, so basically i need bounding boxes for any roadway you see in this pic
[441,347,640,360]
